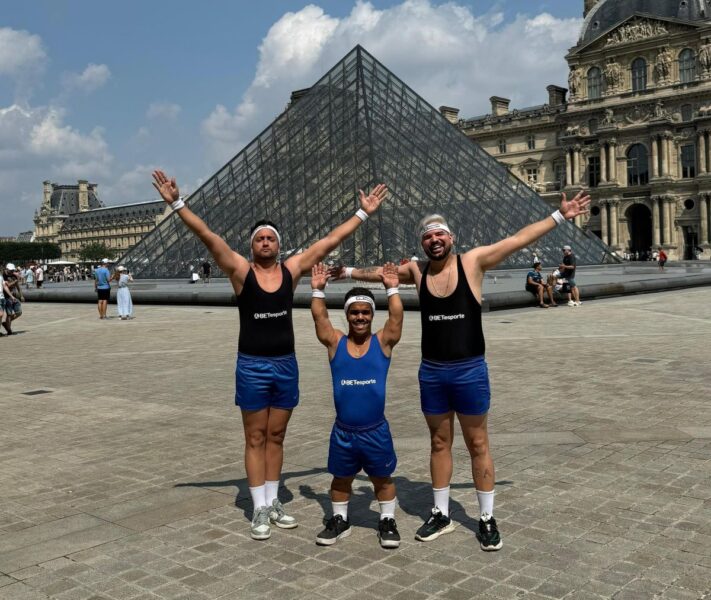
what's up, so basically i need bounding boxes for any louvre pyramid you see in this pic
[122,45,613,278]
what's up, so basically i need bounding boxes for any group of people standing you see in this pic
[525,245,581,308]
[152,169,590,551]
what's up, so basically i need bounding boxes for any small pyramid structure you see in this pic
[122,46,613,278]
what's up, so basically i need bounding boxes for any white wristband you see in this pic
[551,210,565,226]
[386,287,399,297]
[311,289,326,299]
[170,197,186,211]
[355,208,369,222]
[344,267,354,279]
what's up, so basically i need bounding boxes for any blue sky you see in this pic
[1,1,583,236]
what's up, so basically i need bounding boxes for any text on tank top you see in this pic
[329,335,391,429]
[419,255,485,361]
[237,264,295,356]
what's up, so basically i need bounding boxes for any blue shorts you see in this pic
[4,298,21,316]
[419,355,491,416]
[235,352,299,411]
[328,419,397,478]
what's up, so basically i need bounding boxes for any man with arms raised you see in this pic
[152,170,387,541]
[340,191,590,551]
[310,262,403,548]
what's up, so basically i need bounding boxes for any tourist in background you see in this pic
[114,266,134,320]
[94,258,112,319]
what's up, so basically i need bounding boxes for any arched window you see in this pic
[681,104,693,122]
[627,144,649,186]
[631,58,647,92]
[679,48,696,83]
[587,67,602,99]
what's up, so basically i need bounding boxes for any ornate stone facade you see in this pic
[454,0,711,260]
[33,180,169,262]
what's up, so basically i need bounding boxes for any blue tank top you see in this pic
[329,335,391,429]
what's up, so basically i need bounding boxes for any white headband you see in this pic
[250,225,281,247]
[344,295,376,313]
[421,222,451,238]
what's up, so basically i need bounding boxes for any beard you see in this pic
[423,244,452,261]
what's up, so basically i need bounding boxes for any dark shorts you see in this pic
[235,352,299,411]
[328,419,397,478]
[97,288,110,301]
[419,355,491,416]
[36,280,43,288]
[659,260,666,267]
[0,298,5,312]
[567,277,577,288]
[526,284,540,295]
[4,298,21,316]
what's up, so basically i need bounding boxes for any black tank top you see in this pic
[420,255,485,361]
[237,264,295,356]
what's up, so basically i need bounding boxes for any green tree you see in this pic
[78,242,114,263]
[0,242,61,263]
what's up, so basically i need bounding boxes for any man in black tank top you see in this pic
[152,170,388,541]
[343,190,591,551]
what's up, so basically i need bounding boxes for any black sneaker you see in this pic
[316,515,351,546]
[477,514,503,551]
[415,508,456,541]
[378,517,401,549]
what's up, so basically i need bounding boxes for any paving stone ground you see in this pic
[1,288,711,600]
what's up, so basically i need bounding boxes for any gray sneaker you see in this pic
[250,506,271,540]
[269,499,298,529]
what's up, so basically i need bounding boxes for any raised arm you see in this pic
[329,261,418,285]
[152,170,249,284]
[310,263,342,358]
[286,184,388,280]
[377,262,403,354]
[467,191,590,273]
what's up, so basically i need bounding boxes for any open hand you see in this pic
[152,170,180,204]
[326,265,347,280]
[311,263,330,290]
[379,262,398,289]
[359,183,388,216]
[560,190,591,220]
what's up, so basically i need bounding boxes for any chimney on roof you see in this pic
[490,96,511,117]
[289,88,310,106]
[439,106,460,124]
[547,85,567,106]
[43,180,52,207]
[584,0,599,17]
[78,180,89,212]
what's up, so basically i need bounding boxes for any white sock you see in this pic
[265,480,279,505]
[433,486,450,517]
[249,484,267,509]
[332,501,349,520]
[477,489,495,518]
[378,498,397,520]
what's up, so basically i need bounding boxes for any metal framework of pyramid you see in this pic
[122,46,613,278]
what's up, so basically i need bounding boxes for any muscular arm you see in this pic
[311,299,342,359]
[350,263,417,285]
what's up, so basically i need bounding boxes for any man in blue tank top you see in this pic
[152,170,388,541]
[310,262,403,549]
[340,191,591,551]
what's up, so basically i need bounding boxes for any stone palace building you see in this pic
[451,0,711,260]
[33,180,168,262]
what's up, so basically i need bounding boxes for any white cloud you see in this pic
[146,102,181,120]
[202,0,581,165]
[63,63,111,93]
[0,27,46,76]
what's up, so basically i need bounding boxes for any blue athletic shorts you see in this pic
[328,419,397,478]
[235,352,299,411]
[419,355,491,416]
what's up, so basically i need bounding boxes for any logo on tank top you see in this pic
[428,313,466,322]
[340,378,377,386]
[253,310,288,319]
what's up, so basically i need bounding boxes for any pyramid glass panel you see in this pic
[122,46,613,278]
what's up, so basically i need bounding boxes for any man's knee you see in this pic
[245,428,267,449]
[465,433,490,457]
[430,432,452,454]
[267,427,287,446]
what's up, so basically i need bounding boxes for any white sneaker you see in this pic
[574,301,582,306]
[250,506,271,540]
[269,499,298,529]
[567,300,576,307]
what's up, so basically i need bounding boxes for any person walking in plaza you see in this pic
[560,245,581,307]
[657,247,667,272]
[94,258,112,319]
[310,262,403,549]
[2,264,24,335]
[202,260,212,284]
[35,264,44,288]
[114,266,134,320]
[151,169,388,541]
[525,261,557,308]
[338,190,590,551]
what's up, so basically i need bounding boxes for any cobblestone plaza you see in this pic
[2,289,711,599]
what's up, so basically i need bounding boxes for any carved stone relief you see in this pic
[654,46,674,85]
[699,39,711,78]
[568,67,582,100]
[605,19,668,47]
[604,59,623,93]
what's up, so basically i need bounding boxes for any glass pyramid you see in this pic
[121,46,613,278]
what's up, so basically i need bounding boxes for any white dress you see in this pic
[117,274,133,318]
